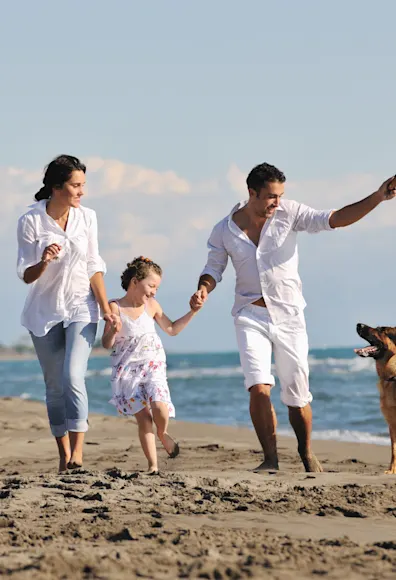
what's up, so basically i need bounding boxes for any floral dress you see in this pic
[109,302,175,418]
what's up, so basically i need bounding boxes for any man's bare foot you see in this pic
[253,459,279,473]
[299,452,323,473]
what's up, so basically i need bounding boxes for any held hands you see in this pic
[41,243,62,264]
[377,176,396,202]
[190,287,208,312]
[103,312,122,334]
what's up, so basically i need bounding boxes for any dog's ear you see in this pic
[383,328,396,344]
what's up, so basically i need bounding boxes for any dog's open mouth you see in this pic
[354,345,381,358]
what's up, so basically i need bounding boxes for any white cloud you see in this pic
[86,156,191,197]
[226,163,247,198]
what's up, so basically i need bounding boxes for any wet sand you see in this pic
[1,398,396,579]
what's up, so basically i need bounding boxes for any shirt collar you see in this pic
[227,199,286,223]
[27,199,48,211]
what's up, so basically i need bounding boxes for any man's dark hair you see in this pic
[246,163,286,193]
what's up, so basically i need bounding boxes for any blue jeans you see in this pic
[30,322,97,437]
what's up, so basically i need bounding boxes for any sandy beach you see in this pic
[1,398,396,579]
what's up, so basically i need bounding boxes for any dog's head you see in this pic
[355,323,396,381]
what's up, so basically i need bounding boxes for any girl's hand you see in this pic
[191,300,204,312]
[41,243,62,264]
[190,287,208,311]
[104,312,122,333]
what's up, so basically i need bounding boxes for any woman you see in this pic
[17,154,117,472]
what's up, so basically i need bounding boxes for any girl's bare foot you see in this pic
[159,433,180,458]
[148,468,159,476]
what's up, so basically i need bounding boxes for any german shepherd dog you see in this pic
[355,323,396,474]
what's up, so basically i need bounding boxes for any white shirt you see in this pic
[201,199,335,324]
[17,200,106,337]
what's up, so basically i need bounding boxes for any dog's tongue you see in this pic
[354,346,377,357]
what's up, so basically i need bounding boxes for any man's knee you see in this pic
[249,383,272,398]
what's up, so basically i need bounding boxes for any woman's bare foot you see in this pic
[253,458,279,473]
[59,457,70,473]
[159,433,180,458]
[299,452,323,472]
[67,454,83,470]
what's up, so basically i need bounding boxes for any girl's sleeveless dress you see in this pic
[109,302,175,418]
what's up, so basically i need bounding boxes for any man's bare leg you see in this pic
[249,384,279,470]
[288,404,323,472]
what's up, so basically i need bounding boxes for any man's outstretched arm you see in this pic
[329,176,396,229]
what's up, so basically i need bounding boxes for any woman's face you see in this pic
[130,271,162,303]
[53,170,86,208]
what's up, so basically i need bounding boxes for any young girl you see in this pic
[102,256,202,475]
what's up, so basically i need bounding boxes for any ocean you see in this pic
[0,347,388,446]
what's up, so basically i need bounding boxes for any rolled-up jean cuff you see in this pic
[66,419,89,433]
[280,392,313,408]
[50,423,68,438]
[246,374,276,391]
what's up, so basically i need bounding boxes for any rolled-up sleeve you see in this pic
[200,220,229,283]
[87,210,106,278]
[293,203,335,233]
[17,215,38,281]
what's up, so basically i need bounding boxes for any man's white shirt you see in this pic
[201,199,334,324]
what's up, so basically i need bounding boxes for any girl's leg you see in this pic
[64,322,97,468]
[135,407,158,473]
[151,402,179,458]
[30,324,71,472]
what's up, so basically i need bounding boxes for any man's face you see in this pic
[248,181,284,218]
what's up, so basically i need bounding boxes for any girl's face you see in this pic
[129,271,162,304]
[53,170,86,208]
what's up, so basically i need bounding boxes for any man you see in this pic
[190,163,396,472]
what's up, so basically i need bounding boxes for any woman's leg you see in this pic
[30,324,71,472]
[64,322,97,468]
[135,407,158,473]
[151,401,179,458]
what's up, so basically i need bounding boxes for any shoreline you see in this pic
[0,395,390,448]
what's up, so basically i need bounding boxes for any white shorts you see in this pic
[234,304,312,408]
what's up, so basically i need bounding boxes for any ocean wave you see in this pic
[308,356,375,374]
[86,357,376,381]
[86,366,244,379]
[279,427,389,446]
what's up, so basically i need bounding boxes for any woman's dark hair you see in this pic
[35,154,86,201]
[121,257,162,291]
[246,162,286,194]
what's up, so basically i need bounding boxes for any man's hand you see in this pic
[190,287,208,311]
[377,176,396,202]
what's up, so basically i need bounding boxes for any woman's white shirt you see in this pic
[17,200,106,337]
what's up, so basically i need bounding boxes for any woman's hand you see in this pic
[41,243,62,264]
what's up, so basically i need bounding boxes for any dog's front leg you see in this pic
[385,423,396,474]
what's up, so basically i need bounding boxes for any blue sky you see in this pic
[1,0,396,352]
